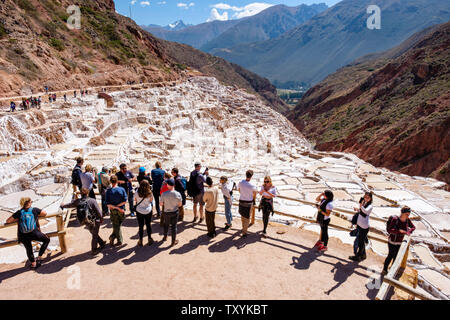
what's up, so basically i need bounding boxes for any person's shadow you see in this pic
[290,247,318,270]
[324,261,356,295]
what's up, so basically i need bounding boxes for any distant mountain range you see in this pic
[215,0,450,88]
[288,22,450,183]
[142,3,328,53]
[143,20,192,32]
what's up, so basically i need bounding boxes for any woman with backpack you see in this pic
[258,176,278,238]
[314,190,334,252]
[134,180,154,246]
[349,191,373,262]
[6,197,50,269]
[382,206,416,275]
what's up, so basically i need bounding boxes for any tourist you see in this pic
[203,177,219,238]
[188,162,208,223]
[259,176,278,238]
[238,170,257,238]
[64,94,67,102]
[10,101,16,112]
[5,197,50,270]
[116,163,136,217]
[160,178,182,247]
[48,94,52,103]
[151,161,165,217]
[137,167,152,185]
[60,188,106,255]
[349,192,373,262]
[106,175,127,246]
[71,157,84,195]
[38,96,41,108]
[159,172,172,195]
[171,168,186,222]
[219,176,234,230]
[382,206,416,275]
[80,164,97,199]
[74,90,77,98]
[97,167,111,216]
[315,190,334,252]
[134,180,154,247]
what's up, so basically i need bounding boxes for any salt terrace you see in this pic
[0,77,449,299]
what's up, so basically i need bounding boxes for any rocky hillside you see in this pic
[287,22,450,184]
[215,0,450,87]
[0,0,286,112]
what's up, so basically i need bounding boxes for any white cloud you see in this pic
[157,1,166,4]
[131,0,137,5]
[209,2,274,20]
[206,8,229,22]
[177,2,195,9]
[140,1,150,6]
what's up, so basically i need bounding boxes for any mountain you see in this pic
[143,20,192,33]
[215,0,450,88]
[287,22,450,183]
[202,3,328,54]
[142,19,240,49]
[0,0,286,113]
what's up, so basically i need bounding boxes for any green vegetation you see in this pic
[49,38,65,51]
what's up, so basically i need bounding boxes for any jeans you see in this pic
[356,226,369,258]
[163,210,179,243]
[110,209,125,243]
[87,221,105,251]
[383,243,401,272]
[205,210,216,235]
[128,190,135,214]
[100,189,109,215]
[153,189,161,215]
[224,196,233,225]
[19,229,50,263]
[320,218,330,247]
[136,211,152,241]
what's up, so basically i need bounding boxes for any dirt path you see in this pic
[0,210,385,300]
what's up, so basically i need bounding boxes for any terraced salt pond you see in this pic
[0,77,449,298]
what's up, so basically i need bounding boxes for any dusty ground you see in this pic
[0,210,385,300]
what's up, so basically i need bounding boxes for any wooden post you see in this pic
[401,242,410,269]
[383,276,439,300]
[56,215,67,253]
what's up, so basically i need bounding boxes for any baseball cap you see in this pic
[139,167,146,173]
[166,178,175,186]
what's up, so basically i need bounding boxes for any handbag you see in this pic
[350,228,358,237]
[133,197,146,213]
[351,211,359,225]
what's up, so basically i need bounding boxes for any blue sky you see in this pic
[114,0,341,26]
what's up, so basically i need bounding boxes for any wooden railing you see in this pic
[375,236,440,300]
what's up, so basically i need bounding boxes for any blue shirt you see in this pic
[105,186,127,209]
[151,168,165,191]
[116,171,134,192]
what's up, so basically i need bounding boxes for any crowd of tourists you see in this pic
[5,157,415,275]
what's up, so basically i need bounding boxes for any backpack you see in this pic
[19,208,37,234]
[180,176,187,191]
[386,215,398,233]
[229,182,237,197]
[71,167,81,186]
[76,198,95,225]
[187,171,200,197]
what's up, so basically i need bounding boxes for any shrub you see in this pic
[49,38,65,51]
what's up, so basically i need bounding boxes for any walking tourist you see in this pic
[349,192,373,262]
[259,176,278,238]
[315,190,334,252]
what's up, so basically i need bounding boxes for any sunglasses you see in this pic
[264,181,270,183]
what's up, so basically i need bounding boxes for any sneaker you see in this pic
[314,240,323,248]
[116,241,123,246]
[162,236,167,242]
[261,232,267,239]
[223,224,231,231]
[317,244,328,252]
[349,255,361,262]
[99,241,106,249]
[130,212,136,217]
[109,236,114,246]
[192,216,198,223]
[90,249,100,256]
[148,238,154,246]
[381,270,388,276]
[199,218,204,224]
[241,233,248,238]
[171,240,179,247]
[137,240,143,247]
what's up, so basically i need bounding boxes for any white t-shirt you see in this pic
[80,172,95,190]
[134,194,153,215]
[357,204,372,229]
[319,200,334,221]
[238,180,256,201]
[260,186,278,198]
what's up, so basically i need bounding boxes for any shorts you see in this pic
[239,201,252,219]
[193,193,205,205]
